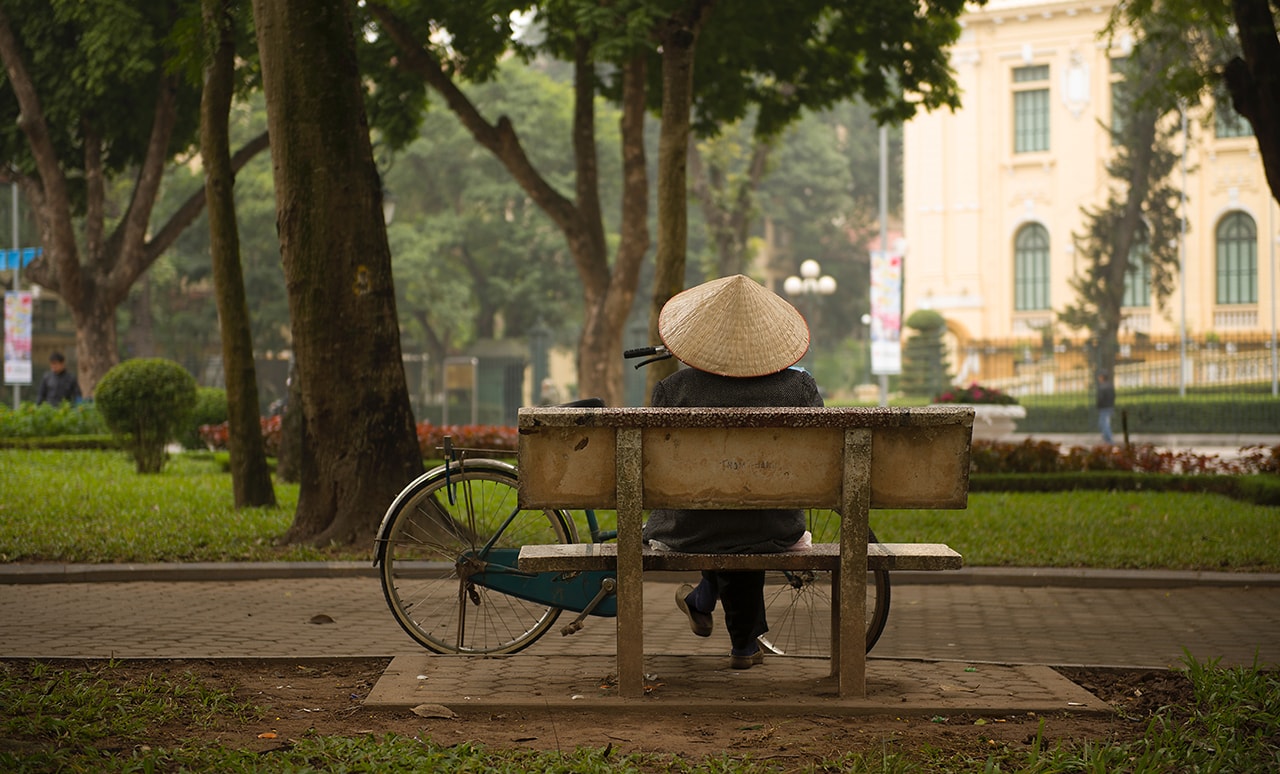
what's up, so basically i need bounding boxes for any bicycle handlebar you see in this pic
[623,345,671,369]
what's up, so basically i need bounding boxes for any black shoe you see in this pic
[675,584,713,637]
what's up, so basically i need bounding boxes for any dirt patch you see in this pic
[6,658,1192,762]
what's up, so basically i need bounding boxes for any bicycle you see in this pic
[373,346,891,657]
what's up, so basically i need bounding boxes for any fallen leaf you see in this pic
[308,614,335,625]
[411,703,457,719]
[257,732,278,739]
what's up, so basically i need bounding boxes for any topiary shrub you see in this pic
[178,387,228,450]
[899,309,951,398]
[95,358,198,473]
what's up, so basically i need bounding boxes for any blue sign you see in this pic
[1,247,42,271]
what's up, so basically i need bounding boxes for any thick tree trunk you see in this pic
[202,0,275,508]
[1227,0,1280,207]
[252,0,422,544]
[71,301,121,396]
[647,3,715,399]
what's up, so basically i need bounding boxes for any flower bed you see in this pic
[198,418,518,459]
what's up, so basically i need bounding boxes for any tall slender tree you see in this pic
[1060,37,1183,378]
[200,0,274,507]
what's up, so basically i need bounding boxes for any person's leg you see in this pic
[712,570,767,656]
[1099,407,1114,444]
[676,573,716,637]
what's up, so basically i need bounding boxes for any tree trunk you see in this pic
[202,0,275,508]
[1226,0,1280,208]
[71,301,121,396]
[252,0,422,544]
[275,358,303,483]
[647,3,716,399]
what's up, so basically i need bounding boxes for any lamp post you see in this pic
[784,260,836,369]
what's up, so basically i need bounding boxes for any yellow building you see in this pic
[903,0,1277,388]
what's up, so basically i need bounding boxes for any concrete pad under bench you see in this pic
[366,653,1112,716]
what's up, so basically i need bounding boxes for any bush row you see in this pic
[970,438,1280,476]
[0,403,108,437]
[1020,397,1280,434]
[970,472,1280,506]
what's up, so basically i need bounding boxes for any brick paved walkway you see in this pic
[2,565,1276,713]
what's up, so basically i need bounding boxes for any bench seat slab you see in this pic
[517,542,963,573]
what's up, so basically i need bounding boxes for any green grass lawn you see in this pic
[2,449,1277,570]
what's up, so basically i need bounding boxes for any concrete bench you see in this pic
[516,405,973,699]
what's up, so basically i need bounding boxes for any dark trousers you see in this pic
[687,570,767,653]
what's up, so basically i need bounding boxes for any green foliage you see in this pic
[0,435,118,450]
[0,660,260,751]
[93,359,199,473]
[0,402,107,438]
[906,309,946,331]
[0,451,306,564]
[1,656,1277,771]
[1059,16,1185,376]
[900,313,951,398]
[5,449,1278,570]
[873,490,1280,571]
[178,387,228,451]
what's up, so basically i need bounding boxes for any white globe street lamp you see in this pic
[784,260,836,370]
[784,259,837,298]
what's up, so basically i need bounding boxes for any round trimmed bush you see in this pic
[95,358,199,473]
[178,387,228,450]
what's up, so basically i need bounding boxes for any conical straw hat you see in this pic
[658,275,810,377]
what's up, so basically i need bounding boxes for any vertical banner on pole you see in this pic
[4,291,34,385]
[869,249,903,376]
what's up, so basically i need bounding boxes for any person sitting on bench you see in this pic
[642,274,823,670]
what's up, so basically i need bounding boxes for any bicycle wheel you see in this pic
[758,509,890,656]
[378,460,575,655]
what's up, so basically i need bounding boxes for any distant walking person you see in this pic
[36,352,82,407]
[1096,371,1115,445]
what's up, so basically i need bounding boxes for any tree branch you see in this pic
[0,5,81,301]
[144,129,270,263]
[366,2,580,233]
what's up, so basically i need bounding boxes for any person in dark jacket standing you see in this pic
[642,274,822,670]
[36,352,82,407]
[1096,370,1115,445]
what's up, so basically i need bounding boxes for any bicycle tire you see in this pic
[757,510,890,657]
[377,460,575,655]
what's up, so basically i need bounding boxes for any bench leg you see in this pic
[616,428,645,699]
[837,428,871,698]
[829,568,840,680]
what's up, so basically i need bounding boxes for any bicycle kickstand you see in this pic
[559,577,617,636]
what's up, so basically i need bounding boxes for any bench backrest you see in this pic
[517,406,973,511]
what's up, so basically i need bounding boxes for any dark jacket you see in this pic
[641,366,823,553]
[1096,381,1115,410]
[37,369,82,407]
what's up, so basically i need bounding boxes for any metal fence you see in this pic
[954,332,1280,400]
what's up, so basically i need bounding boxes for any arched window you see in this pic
[1014,224,1050,311]
[1123,231,1150,308]
[1216,212,1257,305]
